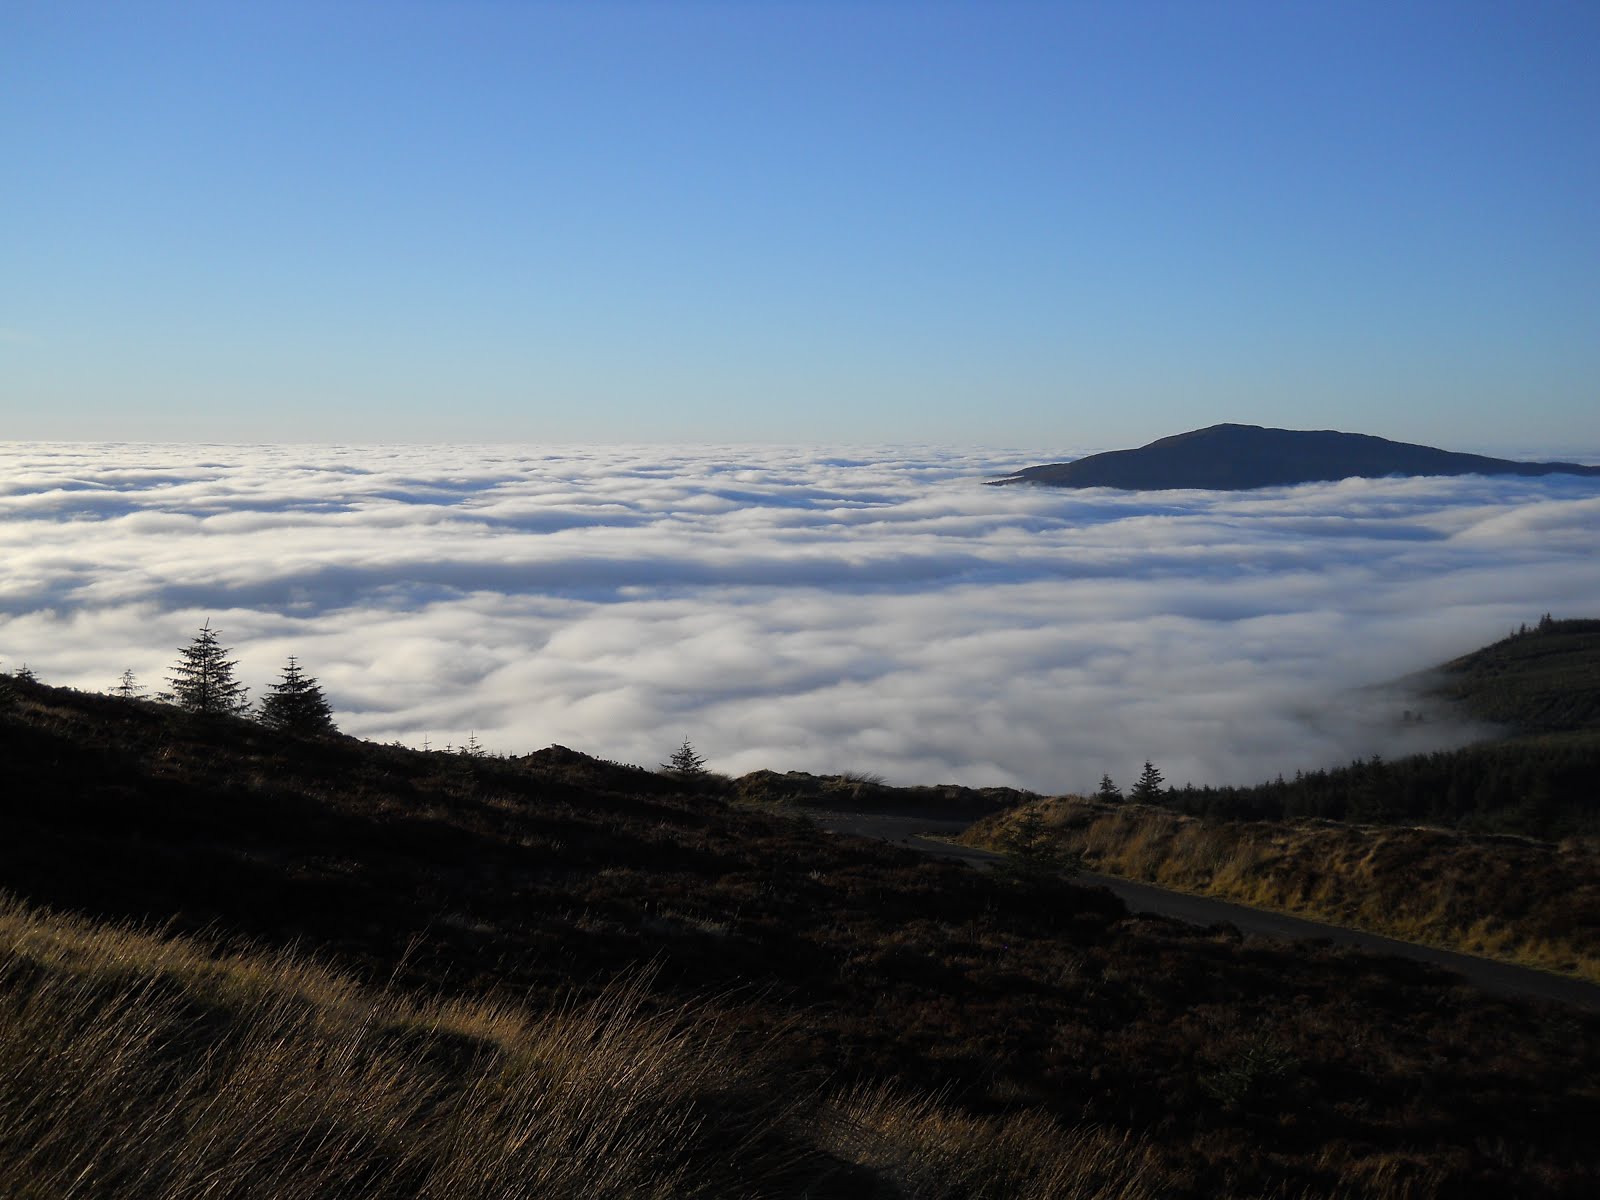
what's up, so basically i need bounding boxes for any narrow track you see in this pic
[812,810,1600,1013]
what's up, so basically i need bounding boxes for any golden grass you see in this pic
[0,893,1170,1199]
[821,1083,1160,1200]
[965,799,1600,985]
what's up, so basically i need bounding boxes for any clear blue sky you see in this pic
[3,1,1596,449]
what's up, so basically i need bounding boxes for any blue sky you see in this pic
[3,1,1596,450]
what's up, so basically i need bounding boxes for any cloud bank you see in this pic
[3,442,1598,793]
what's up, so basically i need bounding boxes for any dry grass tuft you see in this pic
[0,895,805,1198]
[0,893,1167,1199]
[822,1082,1160,1199]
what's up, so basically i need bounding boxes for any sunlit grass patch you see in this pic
[0,894,813,1198]
[0,892,1176,1199]
[965,798,1600,984]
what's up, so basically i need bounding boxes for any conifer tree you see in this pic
[258,656,336,735]
[1130,760,1165,802]
[162,621,250,716]
[112,668,145,700]
[997,805,1079,883]
[1095,773,1124,804]
[662,738,708,777]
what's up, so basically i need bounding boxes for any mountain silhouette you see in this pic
[993,424,1600,490]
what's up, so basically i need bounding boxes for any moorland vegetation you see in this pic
[1,618,1598,1195]
[962,796,1600,984]
[962,618,1600,984]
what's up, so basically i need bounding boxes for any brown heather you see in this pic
[3,675,1599,1196]
[963,797,1600,983]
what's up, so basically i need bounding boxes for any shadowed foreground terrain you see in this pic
[3,677,1599,1197]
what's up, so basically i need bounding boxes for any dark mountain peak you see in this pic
[994,424,1600,491]
[1147,421,1265,444]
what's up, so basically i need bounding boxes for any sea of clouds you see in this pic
[3,441,1598,793]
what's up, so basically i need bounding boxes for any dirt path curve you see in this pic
[811,810,1600,1013]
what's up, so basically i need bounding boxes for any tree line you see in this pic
[1148,739,1600,840]
[1081,740,1599,843]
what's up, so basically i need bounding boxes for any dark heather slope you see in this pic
[6,678,1600,1197]
[993,423,1600,490]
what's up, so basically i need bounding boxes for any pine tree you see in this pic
[112,668,145,700]
[1130,760,1165,802]
[1095,774,1124,804]
[662,738,708,777]
[162,621,250,716]
[997,806,1079,883]
[258,656,336,735]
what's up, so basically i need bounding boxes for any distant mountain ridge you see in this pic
[992,423,1600,491]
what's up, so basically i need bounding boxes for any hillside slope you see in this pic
[3,678,1600,1196]
[992,424,1600,490]
[1427,616,1600,733]
[962,621,1600,991]
[963,795,1600,984]
[1149,618,1600,838]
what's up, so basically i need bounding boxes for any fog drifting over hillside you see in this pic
[4,442,1598,793]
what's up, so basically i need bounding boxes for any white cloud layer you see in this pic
[3,442,1598,793]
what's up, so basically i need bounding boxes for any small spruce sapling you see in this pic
[998,805,1079,884]
[662,738,708,778]
[112,668,145,700]
[1095,774,1123,804]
